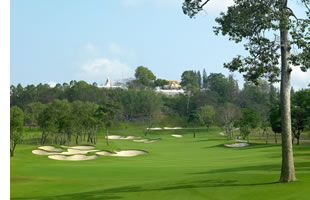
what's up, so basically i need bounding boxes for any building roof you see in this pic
[168,80,180,85]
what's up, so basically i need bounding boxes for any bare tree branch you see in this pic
[198,0,212,9]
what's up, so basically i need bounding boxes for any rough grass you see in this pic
[10,126,310,200]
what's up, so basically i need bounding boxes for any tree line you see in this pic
[11,66,310,155]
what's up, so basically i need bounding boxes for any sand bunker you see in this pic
[146,127,162,130]
[32,149,58,155]
[105,135,141,140]
[219,132,225,136]
[164,127,183,130]
[96,151,114,156]
[58,149,98,155]
[38,146,62,152]
[61,145,95,150]
[48,154,98,161]
[122,136,141,140]
[106,135,124,139]
[96,150,147,157]
[113,150,147,157]
[225,142,249,148]
[171,134,184,138]
[133,138,160,143]
[32,148,98,156]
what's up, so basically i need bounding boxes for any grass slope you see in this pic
[10,127,310,200]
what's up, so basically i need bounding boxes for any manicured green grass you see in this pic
[11,127,310,200]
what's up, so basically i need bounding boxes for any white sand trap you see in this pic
[225,143,249,148]
[164,127,173,130]
[106,135,125,139]
[173,127,183,129]
[32,149,58,155]
[133,139,150,143]
[165,127,183,130]
[113,150,147,157]
[147,127,162,130]
[219,132,225,136]
[38,146,62,152]
[96,150,147,157]
[96,151,114,156]
[59,149,98,155]
[171,134,184,138]
[133,138,160,143]
[61,145,95,150]
[48,154,98,161]
[121,136,141,140]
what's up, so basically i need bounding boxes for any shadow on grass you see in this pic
[202,143,276,150]
[194,138,225,142]
[189,161,310,175]
[12,177,281,200]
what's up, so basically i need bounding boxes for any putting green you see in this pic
[10,127,310,200]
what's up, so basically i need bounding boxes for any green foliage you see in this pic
[291,89,310,143]
[154,78,169,88]
[10,106,24,157]
[181,70,199,89]
[205,73,235,103]
[269,104,281,134]
[183,0,310,83]
[239,108,261,139]
[198,105,215,129]
[135,66,156,87]
[95,101,119,129]
[24,102,46,127]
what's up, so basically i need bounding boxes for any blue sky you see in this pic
[10,0,310,89]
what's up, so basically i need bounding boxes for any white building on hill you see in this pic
[156,80,184,96]
[98,77,126,89]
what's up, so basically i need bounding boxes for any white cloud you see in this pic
[291,67,310,90]
[48,81,57,88]
[108,42,137,60]
[77,58,134,83]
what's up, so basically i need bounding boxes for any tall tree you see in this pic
[198,105,215,130]
[181,70,200,113]
[239,108,261,141]
[197,70,202,89]
[183,0,310,182]
[202,68,208,88]
[181,70,199,89]
[95,102,119,146]
[217,103,240,140]
[10,106,24,157]
[137,89,162,136]
[291,89,310,145]
[24,102,46,128]
[135,66,156,87]
[188,110,201,138]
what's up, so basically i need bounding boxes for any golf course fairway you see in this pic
[10,128,310,200]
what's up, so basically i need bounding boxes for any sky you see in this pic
[10,0,310,90]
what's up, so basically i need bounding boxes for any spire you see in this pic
[105,77,111,87]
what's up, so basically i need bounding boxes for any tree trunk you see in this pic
[279,4,296,182]
[225,126,229,141]
[266,131,269,144]
[296,130,300,145]
[274,132,277,144]
[106,127,109,146]
[10,143,16,157]
[193,124,196,138]
[186,92,191,114]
